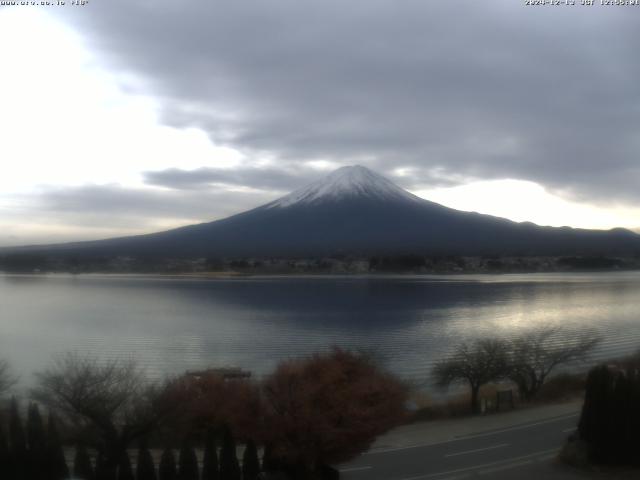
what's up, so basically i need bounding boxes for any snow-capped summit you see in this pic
[268,165,422,208]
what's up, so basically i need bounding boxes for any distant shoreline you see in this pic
[2,252,640,276]
[2,268,640,280]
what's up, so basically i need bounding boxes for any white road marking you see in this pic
[339,466,372,473]
[478,459,533,475]
[453,413,579,441]
[396,448,558,480]
[444,443,509,458]
[562,427,577,433]
[365,413,578,455]
[535,453,558,462]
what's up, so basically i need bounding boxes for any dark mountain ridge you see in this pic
[3,166,640,259]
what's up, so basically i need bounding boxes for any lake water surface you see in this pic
[1,272,639,385]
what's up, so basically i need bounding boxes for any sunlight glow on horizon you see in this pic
[416,180,640,232]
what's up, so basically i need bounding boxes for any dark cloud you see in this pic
[143,166,315,191]
[55,1,640,204]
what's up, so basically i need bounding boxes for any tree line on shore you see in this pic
[2,252,637,275]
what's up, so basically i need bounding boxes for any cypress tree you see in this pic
[260,444,276,474]
[27,403,46,452]
[579,366,605,459]
[260,443,285,475]
[578,365,640,465]
[117,450,135,480]
[612,372,633,463]
[74,445,95,480]
[0,426,10,480]
[27,402,47,480]
[9,397,27,480]
[629,368,640,467]
[47,413,69,480]
[178,438,199,480]
[261,443,288,477]
[158,448,178,480]
[241,440,260,480]
[95,449,111,480]
[219,426,240,480]
[136,439,157,480]
[201,428,219,480]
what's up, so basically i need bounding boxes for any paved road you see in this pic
[339,412,580,480]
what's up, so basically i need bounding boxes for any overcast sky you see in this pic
[1,1,639,246]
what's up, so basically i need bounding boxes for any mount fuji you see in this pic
[8,165,640,258]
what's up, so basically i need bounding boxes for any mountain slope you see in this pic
[6,165,640,258]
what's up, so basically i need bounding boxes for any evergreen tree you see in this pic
[27,402,47,480]
[74,445,95,480]
[0,426,10,480]
[158,448,178,480]
[136,439,157,480]
[579,365,613,463]
[578,364,640,465]
[201,428,219,480]
[47,413,69,480]
[241,440,260,480]
[260,443,288,477]
[260,444,278,474]
[630,368,640,467]
[611,372,633,464]
[178,438,199,480]
[27,403,46,452]
[219,426,240,480]
[95,449,111,480]
[117,450,135,480]
[9,397,27,480]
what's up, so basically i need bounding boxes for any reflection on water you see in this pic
[1,272,639,384]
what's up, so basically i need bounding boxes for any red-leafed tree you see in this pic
[260,348,407,479]
[161,370,261,441]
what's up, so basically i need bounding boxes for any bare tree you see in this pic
[31,353,177,480]
[0,359,17,396]
[433,339,509,414]
[506,327,600,401]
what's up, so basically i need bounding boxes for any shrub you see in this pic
[261,348,407,478]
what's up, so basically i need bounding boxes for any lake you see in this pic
[1,272,639,386]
